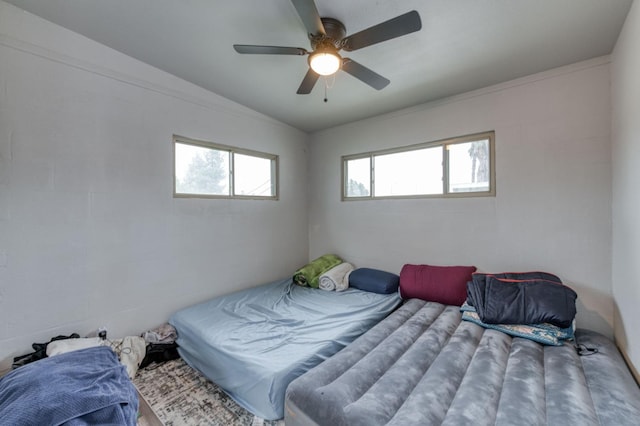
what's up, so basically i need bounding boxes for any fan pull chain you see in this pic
[323,74,336,103]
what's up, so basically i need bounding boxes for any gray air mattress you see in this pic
[285,299,640,426]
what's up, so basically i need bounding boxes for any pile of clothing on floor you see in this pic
[2,323,182,425]
[11,322,180,379]
[140,323,180,368]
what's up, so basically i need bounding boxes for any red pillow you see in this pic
[399,264,477,306]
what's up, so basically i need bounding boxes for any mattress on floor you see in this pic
[170,278,401,420]
[285,298,640,426]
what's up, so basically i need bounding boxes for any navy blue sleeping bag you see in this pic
[466,272,577,328]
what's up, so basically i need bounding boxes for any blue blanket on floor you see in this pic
[0,346,138,426]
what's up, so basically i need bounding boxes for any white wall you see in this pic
[0,1,309,370]
[309,58,613,336]
[612,0,640,377]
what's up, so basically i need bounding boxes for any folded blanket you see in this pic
[467,273,577,328]
[293,254,343,288]
[460,302,575,346]
[319,262,354,291]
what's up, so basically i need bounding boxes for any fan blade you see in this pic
[342,58,390,90]
[290,0,325,36]
[233,45,308,55]
[342,10,422,52]
[296,69,320,94]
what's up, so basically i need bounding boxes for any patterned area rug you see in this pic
[134,358,284,426]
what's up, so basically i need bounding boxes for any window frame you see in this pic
[173,135,279,200]
[341,131,495,200]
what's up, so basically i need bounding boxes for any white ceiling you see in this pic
[5,0,633,133]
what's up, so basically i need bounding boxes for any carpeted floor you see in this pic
[134,358,284,426]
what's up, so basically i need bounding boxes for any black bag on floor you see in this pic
[139,342,180,369]
[12,333,80,369]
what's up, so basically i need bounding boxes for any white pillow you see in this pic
[46,337,103,356]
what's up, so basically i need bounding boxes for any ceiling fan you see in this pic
[233,0,422,95]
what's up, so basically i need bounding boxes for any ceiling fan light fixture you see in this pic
[233,2,422,94]
[309,50,341,76]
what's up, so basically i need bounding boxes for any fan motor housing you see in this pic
[311,17,346,49]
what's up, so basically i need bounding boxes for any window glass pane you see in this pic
[374,148,443,196]
[234,153,274,196]
[175,142,229,195]
[345,157,371,197]
[448,139,490,193]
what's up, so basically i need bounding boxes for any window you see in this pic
[343,131,494,199]
[174,135,278,199]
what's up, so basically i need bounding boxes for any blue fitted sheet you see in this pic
[170,278,401,420]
